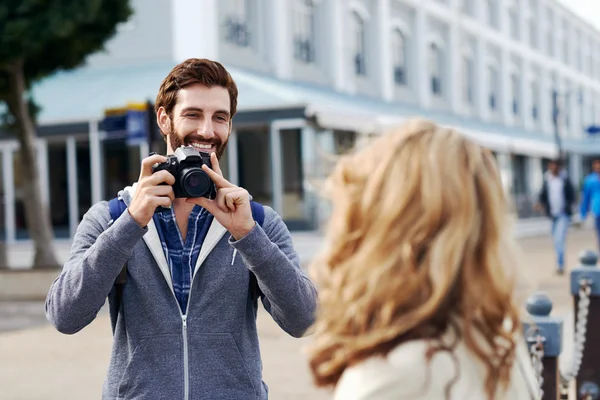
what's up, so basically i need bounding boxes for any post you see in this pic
[523,292,563,399]
[571,250,600,397]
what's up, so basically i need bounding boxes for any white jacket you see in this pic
[333,332,540,400]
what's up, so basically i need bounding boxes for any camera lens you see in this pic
[181,168,212,198]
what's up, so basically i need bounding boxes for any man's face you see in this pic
[593,160,600,173]
[548,161,559,175]
[158,84,231,158]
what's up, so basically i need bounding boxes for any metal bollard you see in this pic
[570,250,600,398]
[523,291,563,399]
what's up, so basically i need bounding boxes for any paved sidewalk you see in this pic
[0,227,597,399]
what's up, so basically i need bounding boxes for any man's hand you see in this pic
[534,203,544,212]
[128,154,176,227]
[186,153,255,240]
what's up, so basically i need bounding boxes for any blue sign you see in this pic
[102,104,148,146]
[126,109,148,145]
[586,125,600,136]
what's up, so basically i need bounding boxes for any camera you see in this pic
[151,146,217,199]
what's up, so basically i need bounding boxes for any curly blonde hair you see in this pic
[307,119,521,399]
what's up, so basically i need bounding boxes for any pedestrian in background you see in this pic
[580,159,600,252]
[307,119,539,400]
[535,158,576,275]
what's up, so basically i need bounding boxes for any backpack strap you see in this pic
[107,197,129,334]
[248,201,265,301]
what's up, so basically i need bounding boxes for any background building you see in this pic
[1,0,600,242]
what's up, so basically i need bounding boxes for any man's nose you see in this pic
[198,119,215,139]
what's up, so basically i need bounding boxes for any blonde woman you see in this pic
[307,119,540,400]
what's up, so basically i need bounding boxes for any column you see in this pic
[270,0,292,80]
[36,139,50,208]
[569,153,583,187]
[301,125,317,229]
[171,0,219,61]
[327,0,346,92]
[2,148,15,244]
[269,122,283,216]
[66,137,79,238]
[415,7,430,108]
[496,152,514,204]
[139,140,150,162]
[89,119,103,204]
[227,129,239,185]
[315,130,335,230]
[528,156,543,197]
[375,0,393,101]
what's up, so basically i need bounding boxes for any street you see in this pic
[0,228,597,400]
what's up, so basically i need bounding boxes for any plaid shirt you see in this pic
[153,205,213,313]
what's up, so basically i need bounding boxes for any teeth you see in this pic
[191,143,212,149]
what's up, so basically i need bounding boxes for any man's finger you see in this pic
[140,155,168,178]
[202,164,234,188]
[210,152,224,177]
[186,197,218,214]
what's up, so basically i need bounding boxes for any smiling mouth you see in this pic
[189,142,216,152]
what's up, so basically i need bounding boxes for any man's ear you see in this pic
[156,106,170,138]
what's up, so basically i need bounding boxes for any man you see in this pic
[536,158,576,275]
[45,58,318,400]
[580,158,600,251]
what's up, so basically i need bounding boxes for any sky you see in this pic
[557,0,600,31]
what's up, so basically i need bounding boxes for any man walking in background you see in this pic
[536,158,576,275]
[580,159,600,251]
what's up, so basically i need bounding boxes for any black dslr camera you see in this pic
[151,146,217,199]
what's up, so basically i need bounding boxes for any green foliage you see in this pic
[0,0,132,117]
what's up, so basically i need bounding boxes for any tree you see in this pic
[0,1,132,268]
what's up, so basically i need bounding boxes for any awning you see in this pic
[25,60,588,158]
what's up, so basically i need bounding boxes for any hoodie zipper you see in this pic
[182,314,189,400]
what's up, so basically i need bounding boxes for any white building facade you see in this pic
[1,0,600,242]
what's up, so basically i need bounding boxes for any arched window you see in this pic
[351,11,366,76]
[392,29,407,85]
[429,43,442,96]
[293,0,317,63]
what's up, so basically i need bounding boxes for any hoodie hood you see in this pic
[116,184,138,206]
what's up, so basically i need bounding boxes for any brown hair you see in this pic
[308,118,521,399]
[155,58,238,118]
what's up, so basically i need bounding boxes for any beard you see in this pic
[167,120,228,159]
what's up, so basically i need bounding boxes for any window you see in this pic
[487,0,499,29]
[429,43,442,96]
[531,80,539,121]
[392,29,407,85]
[351,11,366,76]
[488,65,498,111]
[511,73,520,116]
[462,0,475,16]
[546,9,554,57]
[224,0,251,47]
[561,19,569,64]
[293,0,317,63]
[462,55,474,105]
[527,18,537,48]
[509,5,519,40]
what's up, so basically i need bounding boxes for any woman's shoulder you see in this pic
[333,334,540,400]
[333,339,456,400]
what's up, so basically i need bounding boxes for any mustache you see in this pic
[183,134,221,145]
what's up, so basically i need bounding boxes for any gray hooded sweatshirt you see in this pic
[45,185,318,400]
